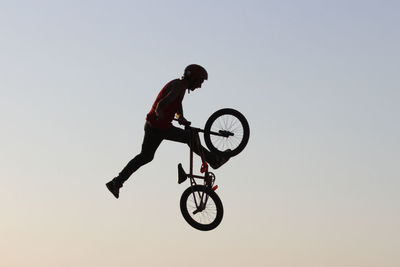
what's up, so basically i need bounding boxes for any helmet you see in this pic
[184,64,208,81]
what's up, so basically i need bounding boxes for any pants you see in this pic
[115,123,218,186]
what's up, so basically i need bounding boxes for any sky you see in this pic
[1,0,399,266]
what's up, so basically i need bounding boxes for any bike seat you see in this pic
[178,163,187,184]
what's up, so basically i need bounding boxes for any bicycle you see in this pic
[176,108,250,231]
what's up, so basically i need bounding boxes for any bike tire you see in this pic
[204,108,250,157]
[180,185,224,231]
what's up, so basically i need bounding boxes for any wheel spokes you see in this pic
[187,191,217,224]
[210,115,244,151]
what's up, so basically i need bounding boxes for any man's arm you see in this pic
[155,82,183,119]
[176,103,183,119]
[176,103,191,125]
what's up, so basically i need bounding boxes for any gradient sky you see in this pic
[1,1,399,266]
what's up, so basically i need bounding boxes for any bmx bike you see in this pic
[176,108,250,231]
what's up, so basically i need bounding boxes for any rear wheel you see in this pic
[180,185,223,231]
[204,108,250,157]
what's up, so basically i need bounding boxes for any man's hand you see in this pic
[178,117,191,126]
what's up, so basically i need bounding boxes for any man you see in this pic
[106,64,229,199]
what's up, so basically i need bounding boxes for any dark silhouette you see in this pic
[106,64,228,199]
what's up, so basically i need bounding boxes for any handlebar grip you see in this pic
[174,118,191,127]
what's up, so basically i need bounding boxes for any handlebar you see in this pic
[173,118,192,127]
[173,118,232,137]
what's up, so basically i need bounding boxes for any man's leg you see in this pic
[163,126,219,166]
[107,123,166,198]
[115,124,163,187]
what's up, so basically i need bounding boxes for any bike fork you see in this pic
[192,190,209,214]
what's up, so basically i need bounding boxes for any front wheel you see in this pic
[180,185,224,231]
[204,108,250,157]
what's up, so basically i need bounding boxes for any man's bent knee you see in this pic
[139,152,154,165]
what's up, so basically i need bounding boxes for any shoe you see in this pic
[106,178,121,199]
[210,149,232,169]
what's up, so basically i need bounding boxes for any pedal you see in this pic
[178,163,187,184]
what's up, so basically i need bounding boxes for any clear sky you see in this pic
[1,0,399,266]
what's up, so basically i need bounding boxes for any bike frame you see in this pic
[178,123,220,213]
[186,126,213,186]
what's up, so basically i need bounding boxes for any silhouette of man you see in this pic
[106,64,229,198]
